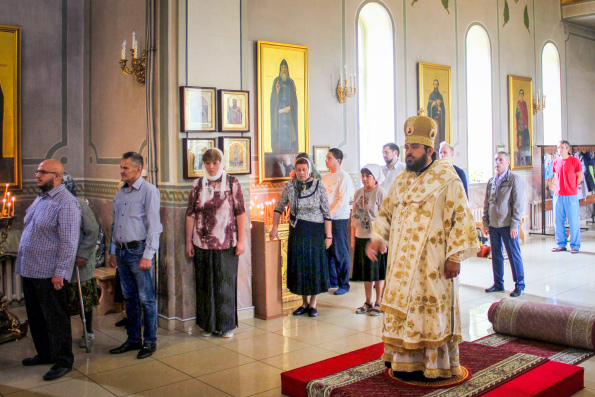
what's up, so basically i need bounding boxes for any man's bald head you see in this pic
[41,159,64,174]
[438,141,454,160]
[36,159,65,191]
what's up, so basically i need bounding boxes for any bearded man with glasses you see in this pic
[17,159,81,381]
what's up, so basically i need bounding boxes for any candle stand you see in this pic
[0,216,28,344]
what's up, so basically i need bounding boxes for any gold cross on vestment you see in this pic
[399,203,411,218]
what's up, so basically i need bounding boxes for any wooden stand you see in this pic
[94,267,122,316]
[251,221,301,320]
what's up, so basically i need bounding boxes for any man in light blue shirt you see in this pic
[108,152,162,359]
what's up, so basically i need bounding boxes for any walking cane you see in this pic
[76,267,90,353]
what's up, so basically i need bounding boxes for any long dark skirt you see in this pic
[194,246,238,333]
[287,220,329,296]
[351,237,387,282]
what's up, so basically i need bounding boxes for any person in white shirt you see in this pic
[381,143,405,191]
[322,148,354,295]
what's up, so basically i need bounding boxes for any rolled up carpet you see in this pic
[488,298,595,350]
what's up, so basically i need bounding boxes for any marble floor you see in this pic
[1,229,595,396]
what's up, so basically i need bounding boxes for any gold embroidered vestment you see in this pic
[372,159,479,377]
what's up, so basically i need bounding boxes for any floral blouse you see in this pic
[186,175,245,250]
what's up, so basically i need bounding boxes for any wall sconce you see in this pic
[336,66,357,103]
[533,89,546,115]
[119,30,146,84]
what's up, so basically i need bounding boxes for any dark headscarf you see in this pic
[62,171,77,196]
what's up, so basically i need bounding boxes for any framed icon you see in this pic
[180,86,216,132]
[313,146,330,173]
[219,136,251,175]
[183,138,217,178]
[508,75,534,170]
[257,41,309,183]
[418,62,452,148]
[219,89,249,132]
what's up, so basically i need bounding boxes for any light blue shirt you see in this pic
[110,177,162,260]
[495,169,509,190]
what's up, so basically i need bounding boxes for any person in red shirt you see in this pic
[550,140,583,253]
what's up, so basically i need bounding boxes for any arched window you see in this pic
[357,3,395,168]
[542,43,561,145]
[466,25,493,183]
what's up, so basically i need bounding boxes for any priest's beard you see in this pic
[281,72,288,82]
[406,151,430,172]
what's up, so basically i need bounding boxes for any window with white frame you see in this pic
[357,3,395,169]
[542,43,562,145]
[466,25,493,183]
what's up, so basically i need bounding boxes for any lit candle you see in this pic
[1,199,5,216]
[11,196,14,217]
[7,202,10,217]
[121,40,127,60]
[2,183,7,202]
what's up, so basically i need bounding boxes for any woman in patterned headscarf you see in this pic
[62,172,100,348]
[269,157,332,317]
[185,148,246,338]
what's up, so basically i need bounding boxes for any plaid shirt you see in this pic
[16,184,81,281]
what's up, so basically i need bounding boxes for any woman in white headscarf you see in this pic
[185,148,246,338]
[351,164,387,316]
[269,157,332,317]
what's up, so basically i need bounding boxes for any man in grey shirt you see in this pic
[482,151,525,298]
[108,152,162,359]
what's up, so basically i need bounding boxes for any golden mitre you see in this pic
[403,116,437,147]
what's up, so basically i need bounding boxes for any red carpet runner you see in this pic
[281,339,585,397]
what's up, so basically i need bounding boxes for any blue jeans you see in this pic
[489,226,525,290]
[328,219,351,290]
[117,241,157,344]
[553,194,580,250]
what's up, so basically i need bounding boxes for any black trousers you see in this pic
[22,277,74,368]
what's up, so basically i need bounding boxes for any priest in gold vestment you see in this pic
[366,116,479,381]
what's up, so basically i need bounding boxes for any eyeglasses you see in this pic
[34,170,58,176]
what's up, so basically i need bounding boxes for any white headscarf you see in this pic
[200,148,228,207]
[361,163,385,185]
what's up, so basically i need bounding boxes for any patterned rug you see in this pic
[282,337,586,397]
[301,342,546,397]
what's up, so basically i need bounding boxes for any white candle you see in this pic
[344,65,347,82]
[132,30,137,59]
[121,40,127,60]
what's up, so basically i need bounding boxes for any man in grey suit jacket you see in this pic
[482,151,525,297]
